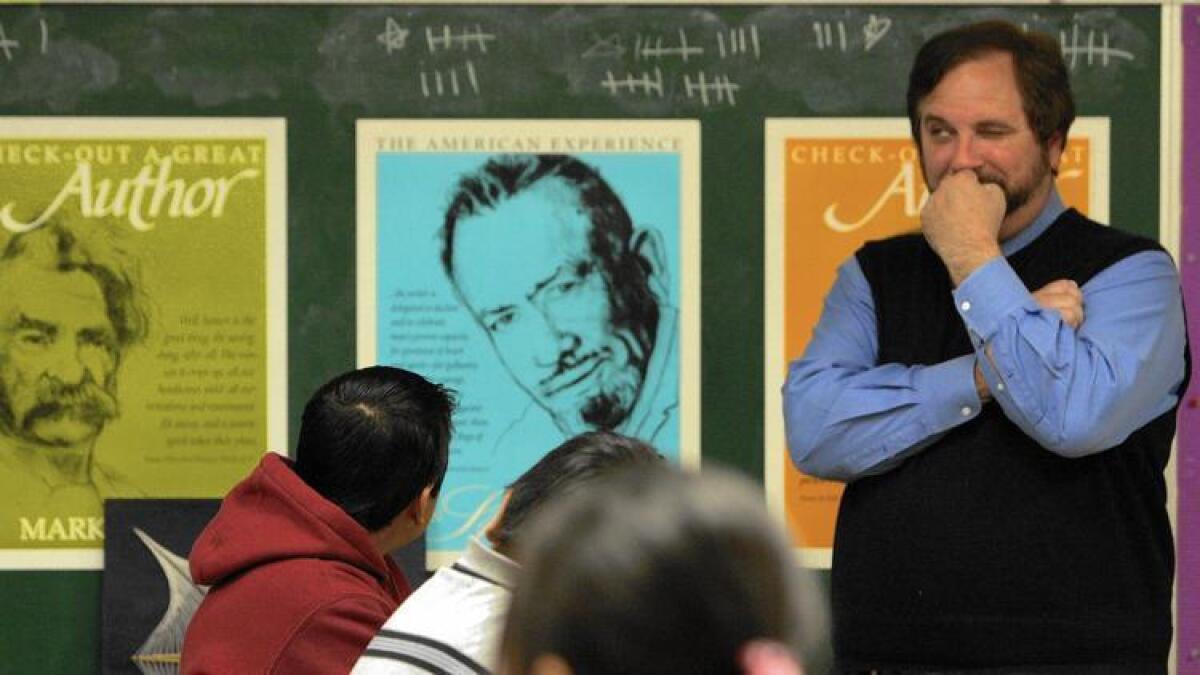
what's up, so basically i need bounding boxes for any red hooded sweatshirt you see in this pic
[181,453,411,674]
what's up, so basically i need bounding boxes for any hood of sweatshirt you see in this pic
[189,452,403,597]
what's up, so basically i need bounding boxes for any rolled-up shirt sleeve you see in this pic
[954,250,1186,457]
[783,257,983,481]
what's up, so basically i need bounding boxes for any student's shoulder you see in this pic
[273,593,400,674]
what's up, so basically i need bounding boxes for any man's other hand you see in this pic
[1032,279,1084,329]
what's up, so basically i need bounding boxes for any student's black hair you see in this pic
[488,430,662,553]
[294,366,456,532]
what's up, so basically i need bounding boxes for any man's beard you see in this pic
[577,308,658,430]
[978,171,1035,216]
[580,381,640,430]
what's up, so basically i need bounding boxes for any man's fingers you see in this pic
[1037,296,1083,328]
[1039,279,1081,299]
[1061,306,1084,328]
[945,169,981,185]
[1032,280,1084,328]
[980,180,1006,203]
[1053,302,1084,329]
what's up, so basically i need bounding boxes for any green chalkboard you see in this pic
[0,4,1161,673]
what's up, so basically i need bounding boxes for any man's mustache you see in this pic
[537,325,653,396]
[21,377,119,430]
[539,347,607,396]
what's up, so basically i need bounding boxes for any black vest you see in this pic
[834,209,1187,670]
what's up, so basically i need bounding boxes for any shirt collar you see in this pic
[463,535,520,587]
[1000,187,1066,256]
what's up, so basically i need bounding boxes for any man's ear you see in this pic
[630,227,669,301]
[1047,132,1066,176]
[406,484,437,529]
[483,489,513,550]
[370,485,436,554]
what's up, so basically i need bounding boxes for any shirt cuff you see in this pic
[952,257,1034,342]
[912,354,984,431]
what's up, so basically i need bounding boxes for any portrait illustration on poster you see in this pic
[763,117,1108,567]
[0,118,286,569]
[0,222,147,527]
[358,120,700,563]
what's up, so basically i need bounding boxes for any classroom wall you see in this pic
[0,3,1189,673]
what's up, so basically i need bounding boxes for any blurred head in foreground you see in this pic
[500,465,828,675]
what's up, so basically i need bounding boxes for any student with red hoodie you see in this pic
[181,366,456,675]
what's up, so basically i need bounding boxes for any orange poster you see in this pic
[764,117,1108,567]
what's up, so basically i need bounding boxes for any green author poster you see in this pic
[0,118,287,569]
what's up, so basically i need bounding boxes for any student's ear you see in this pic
[406,484,437,529]
[371,487,436,554]
[530,654,573,675]
[630,227,669,302]
[483,489,513,549]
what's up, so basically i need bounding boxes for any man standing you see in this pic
[440,154,678,459]
[0,221,148,538]
[352,431,661,674]
[783,21,1188,671]
[182,366,456,674]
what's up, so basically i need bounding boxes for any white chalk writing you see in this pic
[377,17,410,53]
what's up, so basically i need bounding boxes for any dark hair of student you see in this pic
[907,20,1075,150]
[500,465,828,675]
[293,366,456,532]
[488,430,662,553]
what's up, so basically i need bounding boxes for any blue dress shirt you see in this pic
[783,189,1187,481]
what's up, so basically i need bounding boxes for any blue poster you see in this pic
[358,121,700,559]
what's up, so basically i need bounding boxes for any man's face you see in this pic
[451,178,654,435]
[0,264,120,448]
[917,51,1062,239]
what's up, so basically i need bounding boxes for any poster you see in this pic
[764,117,1108,567]
[358,119,700,565]
[0,118,287,569]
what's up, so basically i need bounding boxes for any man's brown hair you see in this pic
[907,20,1075,151]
